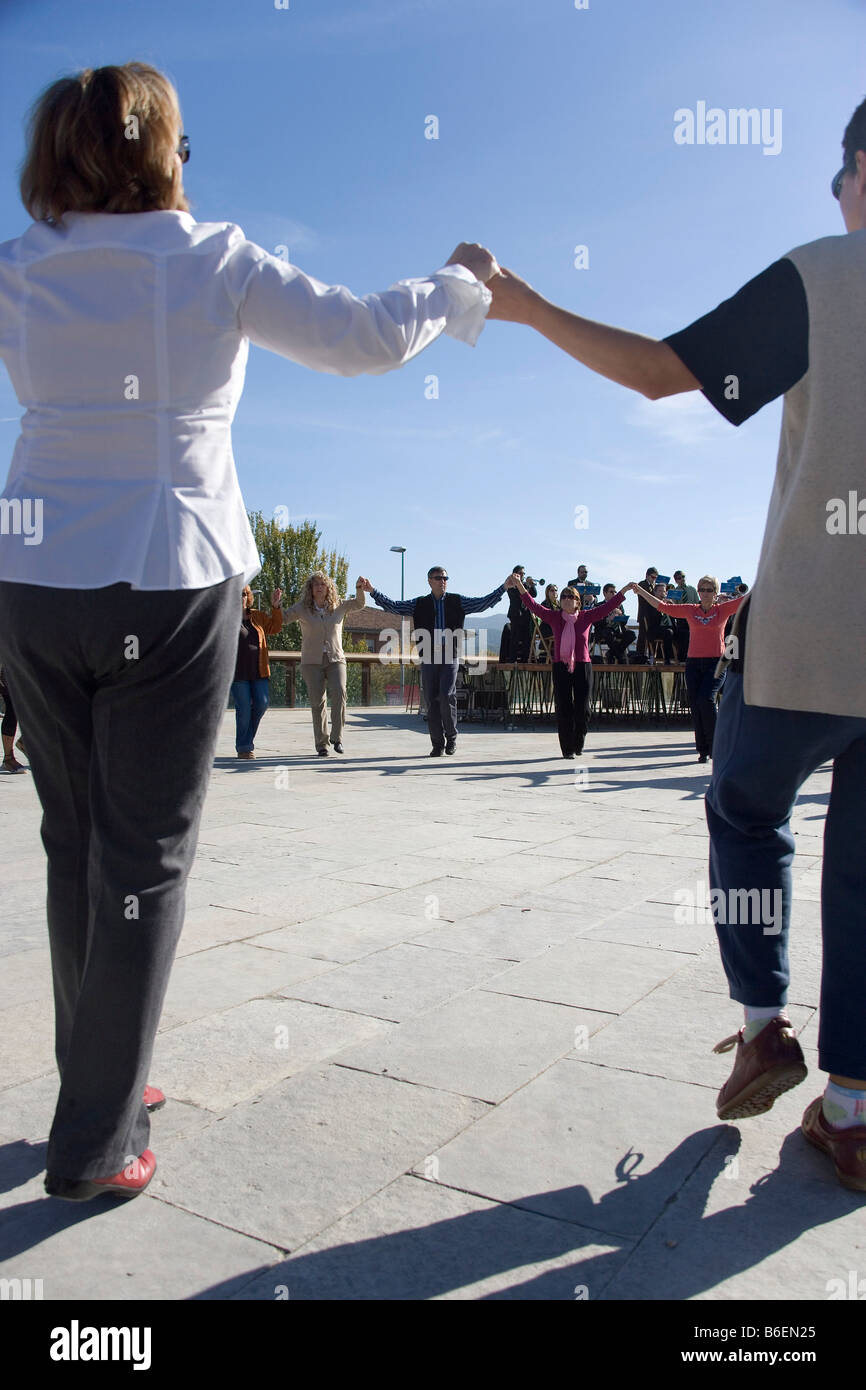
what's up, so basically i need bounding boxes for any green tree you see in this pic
[248,511,350,706]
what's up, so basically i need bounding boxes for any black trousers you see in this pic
[421,659,459,747]
[551,660,593,755]
[0,672,17,737]
[684,656,727,755]
[0,575,241,1178]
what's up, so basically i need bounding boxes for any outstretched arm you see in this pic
[366,584,416,616]
[461,581,508,614]
[234,244,499,377]
[488,270,700,400]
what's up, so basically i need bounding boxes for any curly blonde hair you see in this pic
[302,571,339,612]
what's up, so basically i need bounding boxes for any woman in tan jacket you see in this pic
[282,573,365,755]
[231,585,283,759]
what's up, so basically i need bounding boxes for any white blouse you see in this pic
[0,210,490,590]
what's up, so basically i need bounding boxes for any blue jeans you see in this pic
[706,673,866,1076]
[231,677,270,753]
[685,656,726,755]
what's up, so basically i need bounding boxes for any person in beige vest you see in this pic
[282,573,365,755]
[484,96,866,1191]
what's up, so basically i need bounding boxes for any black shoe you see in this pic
[562,751,575,759]
[430,746,444,757]
[697,753,708,764]
[318,746,329,757]
[333,742,344,754]
[445,741,456,755]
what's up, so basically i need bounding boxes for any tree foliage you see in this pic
[247,511,350,705]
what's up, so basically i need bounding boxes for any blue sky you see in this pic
[0,0,862,615]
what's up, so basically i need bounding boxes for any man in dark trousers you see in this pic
[506,564,535,662]
[485,95,866,1190]
[635,566,659,662]
[361,568,508,755]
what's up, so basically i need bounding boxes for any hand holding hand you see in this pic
[358,576,374,593]
[446,242,500,284]
[486,267,540,324]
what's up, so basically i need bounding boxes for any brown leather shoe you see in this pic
[802,1097,866,1192]
[714,1016,807,1120]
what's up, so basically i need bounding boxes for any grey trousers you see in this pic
[0,575,242,1178]
[301,659,347,749]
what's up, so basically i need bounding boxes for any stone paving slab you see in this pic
[158,942,338,1031]
[246,906,436,962]
[282,942,513,1022]
[409,903,601,960]
[1,1157,280,1301]
[482,936,694,1014]
[152,1066,488,1251]
[152,998,391,1110]
[0,711,854,1303]
[427,1062,726,1241]
[340,988,611,1102]
[0,999,56,1089]
[226,1174,632,1301]
[598,1122,866,1301]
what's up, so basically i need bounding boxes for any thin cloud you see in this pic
[579,456,689,486]
[628,392,731,447]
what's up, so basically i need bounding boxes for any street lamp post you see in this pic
[390,545,406,701]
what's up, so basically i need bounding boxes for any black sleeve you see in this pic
[663,257,808,426]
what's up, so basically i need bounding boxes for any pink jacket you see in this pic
[519,589,626,665]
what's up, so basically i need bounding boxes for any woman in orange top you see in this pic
[231,585,283,759]
[631,577,744,763]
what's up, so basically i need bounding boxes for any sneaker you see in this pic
[445,741,456,755]
[714,1017,807,1120]
[801,1097,866,1192]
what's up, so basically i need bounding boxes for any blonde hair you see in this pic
[698,575,719,593]
[544,584,559,608]
[302,571,339,612]
[20,62,189,224]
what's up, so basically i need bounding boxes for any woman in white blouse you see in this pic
[0,62,497,1201]
[282,572,366,756]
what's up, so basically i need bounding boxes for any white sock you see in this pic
[743,1004,788,1044]
[823,1081,866,1130]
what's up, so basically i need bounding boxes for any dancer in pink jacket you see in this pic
[510,575,628,757]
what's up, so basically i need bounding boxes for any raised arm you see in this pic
[587,588,627,623]
[628,582,665,612]
[460,581,508,614]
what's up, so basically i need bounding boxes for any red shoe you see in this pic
[44,1149,156,1201]
[143,1084,166,1112]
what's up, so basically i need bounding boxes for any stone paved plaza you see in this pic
[1,708,863,1301]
